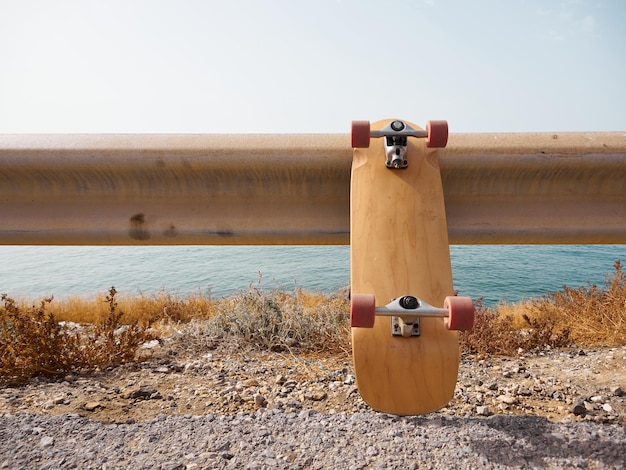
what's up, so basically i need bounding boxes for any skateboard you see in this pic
[350,118,475,415]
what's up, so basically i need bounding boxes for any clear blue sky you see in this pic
[1,0,625,134]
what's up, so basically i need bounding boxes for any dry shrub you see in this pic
[195,287,350,354]
[528,260,626,346]
[0,287,154,385]
[459,298,526,356]
[459,298,572,356]
[460,260,625,354]
[3,260,623,377]
[493,300,536,330]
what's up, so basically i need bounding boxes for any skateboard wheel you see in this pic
[350,293,376,328]
[351,121,371,148]
[425,120,448,148]
[444,296,474,331]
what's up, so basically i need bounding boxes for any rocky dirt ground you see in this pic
[1,333,625,427]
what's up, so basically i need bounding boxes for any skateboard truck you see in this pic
[351,294,475,337]
[351,119,449,169]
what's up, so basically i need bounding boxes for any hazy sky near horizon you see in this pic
[1,0,624,134]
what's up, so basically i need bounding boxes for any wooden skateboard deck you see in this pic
[350,118,472,415]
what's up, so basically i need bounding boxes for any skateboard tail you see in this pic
[353,317,460,416]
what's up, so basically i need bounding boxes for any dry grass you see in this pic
[458,298,572,356]
[2,260,624,383]
[459,260,625,355]
[46,290,218,326]
[528,260,626,346]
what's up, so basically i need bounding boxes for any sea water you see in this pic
[0,245,624,306]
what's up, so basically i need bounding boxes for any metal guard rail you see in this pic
[0,132,624,245]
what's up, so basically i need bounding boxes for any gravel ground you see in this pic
[1,334,625,469]
[1,409,625,469]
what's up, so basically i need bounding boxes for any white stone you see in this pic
[140,339,160,349]
[40,436,54,447]
[497,395,518,405]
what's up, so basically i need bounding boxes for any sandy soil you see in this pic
[2,335,625,426]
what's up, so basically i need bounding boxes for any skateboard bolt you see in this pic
[399,296,419,310]
[391,120,405,132]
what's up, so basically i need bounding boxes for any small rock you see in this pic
[476,405,491,416]
[128,386,161,400]
[590,395,604,403]
[308,391,327,401]
[161,463,184,470]
[140,339,160,349]
[207,440,231,452]
[497,395,517,405]
[52,394,65,405]
[602,403,613,413]
[243,378,259,387]
[83,401,103,412]
[611,386,624,397]
[571,400,587,416]
[298,409,317,419]
[40,436,54,447]
[153,366,171,374]
[365,446,379,456]
[253,394,266,407]
[283,380,297,389]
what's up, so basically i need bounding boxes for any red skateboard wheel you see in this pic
[444,296,474,331]
[425,120,449,148]
[351,121,371,148]
[350,293,376,328]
